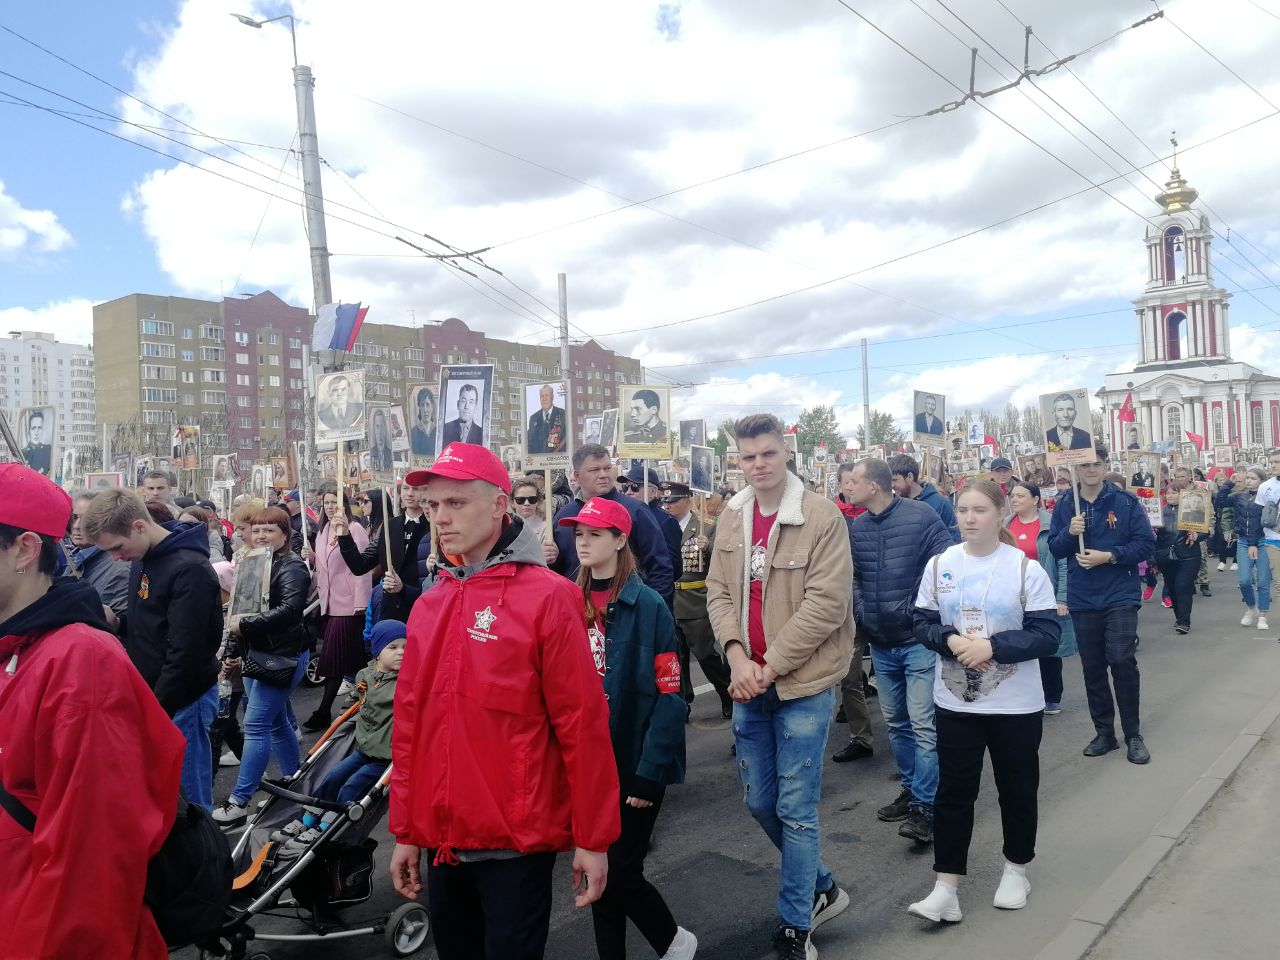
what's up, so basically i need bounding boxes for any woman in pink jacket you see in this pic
[303,480,373,731]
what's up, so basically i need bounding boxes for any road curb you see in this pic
[1032,686,1280,960]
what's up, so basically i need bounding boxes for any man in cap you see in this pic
[661,481,732,718]
[549,444,674,608]
[620,463,683,607]
[389,443,619,960]
[0,463,187,959]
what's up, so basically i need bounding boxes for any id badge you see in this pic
[960,605,988,639]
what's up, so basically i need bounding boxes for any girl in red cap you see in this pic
[559,497,696,960]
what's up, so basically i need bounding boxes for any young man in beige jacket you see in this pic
[706,414,855,960]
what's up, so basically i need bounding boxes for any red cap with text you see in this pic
[0,462,73,538]
[405,442,511,494]
[558,496,632,536]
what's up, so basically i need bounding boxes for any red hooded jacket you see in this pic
[391,520,620,858]
[0,579,185,960]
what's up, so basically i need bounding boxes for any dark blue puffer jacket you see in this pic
[1229,489,1264,546]
[850,497,953,648]
[1048,482,1156,610]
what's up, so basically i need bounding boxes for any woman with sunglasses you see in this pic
[511,476,546,540]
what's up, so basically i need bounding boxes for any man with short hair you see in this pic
[846,458,953,844]
[887,454,959,541]
[831,462,875,766]
[0,463,187,960]
[621,463,683,602]
[624,389,667,444]
[64,490,131,630]
[706,414,854,959]
[914,394,943,436]
[141,469,174,505]
[549,444,674,605]
[1049,443,1156,764]
[317,373,365,431]
[441,383,484,445]
[81,487,224,809]
[389,443,619,960]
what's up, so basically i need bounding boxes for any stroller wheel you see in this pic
[384,902,431,955]
[303,658,326,688]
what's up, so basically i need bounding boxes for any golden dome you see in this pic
[1156,167,1199,214]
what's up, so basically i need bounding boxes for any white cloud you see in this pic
[0,299,96,346]
[111,0,1280,427]
[0,180,72,259]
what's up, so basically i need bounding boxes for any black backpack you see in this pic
[0,781,234,948]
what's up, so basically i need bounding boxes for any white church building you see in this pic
[1099,161,1280,454]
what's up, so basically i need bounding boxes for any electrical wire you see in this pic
[231,130,299,295]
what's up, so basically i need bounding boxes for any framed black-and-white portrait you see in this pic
[690,444,715,495]
[522,381,570,469]
[678,419,706,451]
[315,370,366,444]
[600,408,619,451]
[913,391,946,443]
[619,385,671,459]
[17,405,56,478]
[438,365,494,450]
[1040,387,1095,466]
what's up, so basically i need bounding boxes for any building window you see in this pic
[200,325,224,342]
[201,369,225,383]
[181,370,195,384]
[406,348,424,361]
[289,357,302,369]
[201,390,226,405]
[235,332,250,346]
[140,364,176,380]
[1253,405,1265,444]
[236,352,249,365]
[288,338,301,349]
[202,347,225,362]
[139,319,174,336]
[510,410,519,422]
[1165,405,1182,442]
[179,393,195,406]
[406,365,424,379]
[236,396,251,408]
[236,374,251,386]
[267,354,280,366]
[238,416,252,428]
[1212,406,1225,445]
[432,353,442,363]
[142,388,178,403]
[141,342,176,359]
[239,437,253,450]
[268,375,281,387]
[180,349,194,362]
[181,327,193,340]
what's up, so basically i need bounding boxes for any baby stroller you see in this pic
[197,704,430,959]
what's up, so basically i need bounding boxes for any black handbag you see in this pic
[241,647,299,686]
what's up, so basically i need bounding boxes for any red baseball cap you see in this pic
[558,496,632,536]
[405,442,511,494]
[0,462,72,538]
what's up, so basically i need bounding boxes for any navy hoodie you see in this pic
[124,520,223,715]
[1048,483,1156,611]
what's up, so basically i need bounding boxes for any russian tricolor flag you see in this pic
[312,302,369,352]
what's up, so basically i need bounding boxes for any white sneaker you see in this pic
[218,749,240,767]
[908,881,962,923]
[211,799,249,826]
[1231,561,1239,571]
[1258,615,1270,631]
[1217,561,1227,572]
[661,926,698,960]
[1242,608,1257,627]
[993,862,1030,910]
[337,679,355,697]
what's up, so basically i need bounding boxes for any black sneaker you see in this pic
[898,809,933,843]
[1126,735,1151,765]
[1083,734,1119,757]
[877,788,913,822]
[1175,622,1189,635]
[835,705,847,724]
[1200,584,1212,597]
[302,710,330,733]
[832,740,873,763]
[773,925,815,960]
[811,880,850,929]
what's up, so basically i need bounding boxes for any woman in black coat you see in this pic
[212,506,312,825]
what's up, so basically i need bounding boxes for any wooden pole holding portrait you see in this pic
[335,442,346,516]
[543,468,554,542]
[384,475,399,574]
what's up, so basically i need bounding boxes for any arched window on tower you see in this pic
[1252,405,1264,446]
[1212,407,1225,445]
[1164,225,1187,283]
[1166,404,1182,444]
[1165,311,1188,361]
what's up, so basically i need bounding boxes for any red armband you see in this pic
[654,652,681,694]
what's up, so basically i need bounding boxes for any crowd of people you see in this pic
[0,420,1271,960]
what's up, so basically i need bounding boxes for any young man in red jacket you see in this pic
[389,443,620,960]
[0,464,186,960]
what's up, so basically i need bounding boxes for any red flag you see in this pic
[786,423,799,435]
[1119,392,1136,423]
[1185,430,1206,453]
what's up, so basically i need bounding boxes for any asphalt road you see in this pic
[199,564,1279,960]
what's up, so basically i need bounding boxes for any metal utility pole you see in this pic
[557,274,572,383]
[294,64,332,322]
[861,338,870,452]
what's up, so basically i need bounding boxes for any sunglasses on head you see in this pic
[512,495,540,505]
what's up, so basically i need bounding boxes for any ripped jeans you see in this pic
[732,685,837,930]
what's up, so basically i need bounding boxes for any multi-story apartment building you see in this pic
[93,292,644,464]
[0,330,95,466]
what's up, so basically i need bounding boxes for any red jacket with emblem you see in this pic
[0,578,185,960]
[391,519,620,856]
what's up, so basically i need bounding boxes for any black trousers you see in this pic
[426,851,556,960]
[1157,554,1199,628]
[1071,607,1141,741]
[933,708,1042,876]
[592,793,677,960]
[208,690,244,778]
[1039,657,1063,703]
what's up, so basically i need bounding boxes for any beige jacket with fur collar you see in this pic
[706,471,855,701]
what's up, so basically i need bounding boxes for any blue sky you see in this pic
[2,0,1278,437]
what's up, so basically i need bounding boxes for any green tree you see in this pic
[711,418,736,458]
[796,405,847,458]
[853,408,905,450]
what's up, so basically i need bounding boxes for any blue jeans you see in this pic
[231,652,308,806]
[869,643,938,810]
[1238,542,1271,611]
[316,749,389,805]
[173,685,219,812]
[732,686,836,931]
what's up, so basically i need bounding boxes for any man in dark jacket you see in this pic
[887,454,959,542]
[549,444,674,607]
[82,488,223,810]
[620,462,683,597]
[846,458,953,843]
[65,490,131,630]
[336,480,431,624]
[1049,443,1156,765]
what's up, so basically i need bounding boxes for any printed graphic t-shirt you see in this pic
[588,580,611,678]
[915,542,1056,715]
[1008,516,1041,563]
[747,502,778,666]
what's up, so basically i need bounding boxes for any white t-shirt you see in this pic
[1256,476,1280,543]
[915,542,1057,715]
